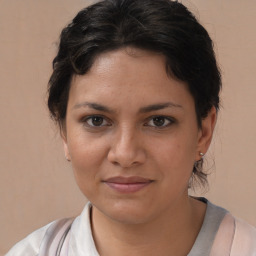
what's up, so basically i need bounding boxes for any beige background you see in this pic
[0,0,256,254]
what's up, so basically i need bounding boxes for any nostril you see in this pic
[112,161,120,166]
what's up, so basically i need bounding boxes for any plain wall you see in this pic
[0,0,256,254]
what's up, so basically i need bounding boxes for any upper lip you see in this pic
[103,176,153,184]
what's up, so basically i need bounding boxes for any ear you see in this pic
[61,129,71,162]
[196,107,217,161]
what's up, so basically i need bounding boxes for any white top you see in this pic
[6,200,256,256]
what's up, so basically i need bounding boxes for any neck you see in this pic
[91,196,206,256]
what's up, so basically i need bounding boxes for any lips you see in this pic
[103,176,153,193]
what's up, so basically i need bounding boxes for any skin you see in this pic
[62,48,216,255]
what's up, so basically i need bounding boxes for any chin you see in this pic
[95,199,155,225]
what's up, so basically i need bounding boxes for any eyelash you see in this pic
[82,115,111,127]
[144,116,175,128]
[81,115,175,129]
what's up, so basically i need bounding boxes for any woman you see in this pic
[6,0,256,255]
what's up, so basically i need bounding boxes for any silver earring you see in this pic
[199,152,204,157]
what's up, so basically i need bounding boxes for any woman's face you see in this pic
[63,48,215,224]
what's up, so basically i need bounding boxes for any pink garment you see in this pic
[211,213,256,255]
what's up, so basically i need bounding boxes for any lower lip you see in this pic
[104,182,151,193]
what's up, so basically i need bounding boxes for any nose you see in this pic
[107,127,146,168]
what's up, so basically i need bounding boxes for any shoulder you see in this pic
[200,199,256,256]
[5,221,54,256]
[5,203,91,256]
[211,212,256,256]
[231,217,256,255]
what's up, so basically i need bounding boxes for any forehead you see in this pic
[85,47,169,84]
[68,48,193,111]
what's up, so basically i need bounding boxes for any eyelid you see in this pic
[81,115,112,127]
[144,115,175,128]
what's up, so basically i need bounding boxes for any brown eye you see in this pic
[152,117,165,126]
[146,116,173,127]
[85,116,109,127]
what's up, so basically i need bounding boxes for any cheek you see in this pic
[158,137,196,164]
[153,133,197,179]
[68,128,106,162]
[68,141,104,199]
[67,133,108,184]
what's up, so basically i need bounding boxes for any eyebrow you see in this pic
[73,102,115,113]
[72,101,183,113]
[139,102,183,113]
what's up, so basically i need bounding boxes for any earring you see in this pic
[199,152,204,157]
